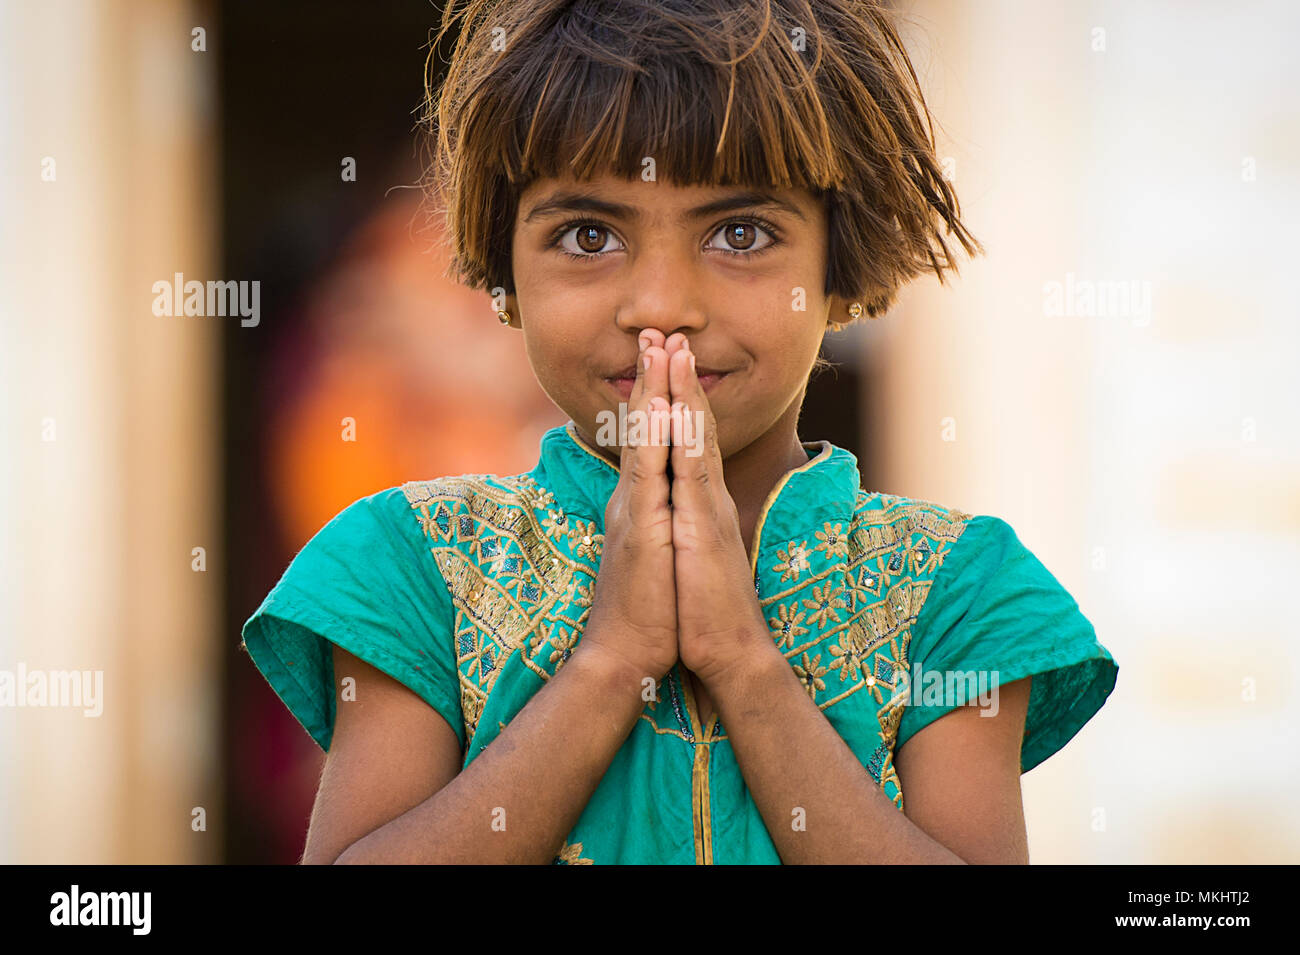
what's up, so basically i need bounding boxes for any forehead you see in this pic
[518,173,818,226]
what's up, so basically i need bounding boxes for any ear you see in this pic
[825,294,855,330]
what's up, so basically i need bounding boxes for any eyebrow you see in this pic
[522,188,807,225]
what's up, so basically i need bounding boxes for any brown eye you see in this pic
[576,225,607,253]
[706,219,777,256]
[556,222,623,257]
[724,223,756,250]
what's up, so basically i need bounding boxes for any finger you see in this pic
[668,344,725,518]
[631,329,670,468]
[620,349,671,526]
[668,341,718,467]
[619,334,655,469]
[642,343,669,408]
[663,333,695,444]
[639,348,671,466]
[625,330,652,412]
[646,395,672,458]
[640,327,667,353]
[627,330,669,413]
[624,394,672,526]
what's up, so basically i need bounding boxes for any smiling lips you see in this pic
[603,364,731,400]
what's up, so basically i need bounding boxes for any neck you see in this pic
[722,408,814,563]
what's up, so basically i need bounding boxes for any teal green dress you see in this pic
[242,423,1118,864]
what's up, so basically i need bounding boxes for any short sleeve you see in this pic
[241,486,464,753]
[895,514,1118,773]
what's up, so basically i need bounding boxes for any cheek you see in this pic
[524,322,587,369]
[521,331,563,390]
[520,325,593,415]
[745,315,824,381]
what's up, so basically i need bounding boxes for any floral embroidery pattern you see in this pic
[803,583,847,628]
[541,508,603,559]
[404,474,600,752]
[546,623,579,670]
[554,840,595,864]
[792,651,828,699]
[404,467,974,820]
[814,521,849,559]
[827,630,868,683]
[754,491,973,808]
[767,603,808,649]
[541,508,570,542]
[773,541,811,581]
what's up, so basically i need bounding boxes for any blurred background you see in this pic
[0,0,1295,863]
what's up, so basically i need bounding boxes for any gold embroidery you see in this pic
[404,474,598,749]
[403,456,975,828]
[802,582,847,628]
[692,744,713,864]
[554,840,595,864]
[813,521,849,559]
[772,541,812,582]
[827,631,868,683]
[748,440,835,579]
[751,486,974,810]
[767,602,809,649]
[791,651,829,700]
[545,622,579,670]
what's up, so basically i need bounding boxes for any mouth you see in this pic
[602,365,733,400]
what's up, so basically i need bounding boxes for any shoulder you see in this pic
[309,471,550,543]
[835,490,1117,775]
[844,490,1089,637]
[847,486,995,569]
[850,488,1032,558]
[844,490,1039,632]
[400,470,557,518]
[242,479,493,753]
[399,468,606,584]
[268,473,553,602]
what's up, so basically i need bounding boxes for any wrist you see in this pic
[699,636,788,698]
[575,638,666,692]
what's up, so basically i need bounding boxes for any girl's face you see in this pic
[507,172,848,460]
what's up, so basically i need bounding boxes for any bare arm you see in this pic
[893,674,1032,864]
[656,332,1031,864]
[310,333,679,864]
[304,640,648,864]
[705,651,1032,864]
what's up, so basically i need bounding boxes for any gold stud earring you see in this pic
[497,309,512,326]
[847,302,864,321]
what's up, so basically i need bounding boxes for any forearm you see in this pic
[336,641,647,864]
[708,644,966,864]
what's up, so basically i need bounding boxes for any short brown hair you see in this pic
[420,0,981,320]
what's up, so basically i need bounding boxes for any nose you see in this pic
[613,253,708,340]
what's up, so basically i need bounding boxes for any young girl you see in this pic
[242,0,1118,864]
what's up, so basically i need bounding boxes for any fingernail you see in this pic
[643,354,651,371]
[689,353,696,372]
[638,332,651,351]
